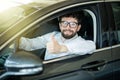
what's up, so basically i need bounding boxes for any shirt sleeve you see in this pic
[19,31,58,51]
[19,32,54,51]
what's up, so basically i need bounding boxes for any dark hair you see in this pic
[58,11,84,24]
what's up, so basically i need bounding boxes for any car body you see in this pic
[0,0,120,80]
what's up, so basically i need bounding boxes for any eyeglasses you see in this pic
[60,21,78,28]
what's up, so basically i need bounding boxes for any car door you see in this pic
[18,1,114,80]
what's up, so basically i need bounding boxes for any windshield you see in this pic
[0,0,66,35]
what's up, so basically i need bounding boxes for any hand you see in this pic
[47,34,68,53]
[47,34,61,53]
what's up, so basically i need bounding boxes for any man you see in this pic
[19,11,96,60]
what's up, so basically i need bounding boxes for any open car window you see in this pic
[21,9,96,61]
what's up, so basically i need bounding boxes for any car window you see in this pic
[22,9,95,61]
[111,3,120,43]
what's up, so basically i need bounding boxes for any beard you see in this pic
[61,30,77,39]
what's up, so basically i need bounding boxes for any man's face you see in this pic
[59,17,81,39]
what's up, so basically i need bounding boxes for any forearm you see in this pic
[19,37,46,51]
[19,37,33,51]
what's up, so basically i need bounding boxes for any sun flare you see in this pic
[0,0,33,12]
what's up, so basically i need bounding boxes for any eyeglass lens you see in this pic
[60,21,78,28]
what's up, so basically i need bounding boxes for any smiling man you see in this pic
[19,11,96,60]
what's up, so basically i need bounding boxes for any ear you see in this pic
[77,24,81,32]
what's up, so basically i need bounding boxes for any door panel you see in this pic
[20,47,112,80]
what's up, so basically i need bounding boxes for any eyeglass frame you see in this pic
[59,21,79,28]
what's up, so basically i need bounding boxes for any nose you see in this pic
[66,23,71,29]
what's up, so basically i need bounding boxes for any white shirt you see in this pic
[19,31,96,60]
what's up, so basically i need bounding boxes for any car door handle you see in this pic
[81,60,106,71]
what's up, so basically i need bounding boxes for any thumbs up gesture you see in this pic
[47,34,68,54]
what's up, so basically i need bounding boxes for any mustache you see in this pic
[63,30,74,33]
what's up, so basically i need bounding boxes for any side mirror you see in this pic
[0,51,43,80]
